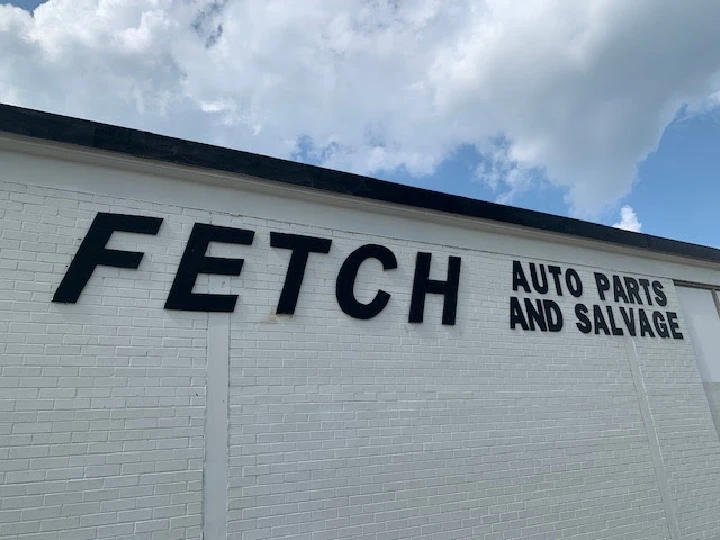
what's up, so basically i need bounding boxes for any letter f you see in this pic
[52,212,163,303]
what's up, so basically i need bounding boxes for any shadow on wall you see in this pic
[677,286,720,439]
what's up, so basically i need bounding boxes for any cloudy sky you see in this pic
[2,1,720,246]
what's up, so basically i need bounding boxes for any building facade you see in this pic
[2,104,720,540]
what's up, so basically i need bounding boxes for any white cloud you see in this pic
[3,0,720,218]
[613,205,642,233]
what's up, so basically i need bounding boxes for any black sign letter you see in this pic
[510,297,530,331]
[594,273,610,301]
[543,299,564,332]
[336,244,397,320]
[409,253,461,325]
[512,261,531,293]
[653,311,670,338]
[548,266,563,295]
[529,263,549,294]
[652,281,668,307]
[165,223,254,312]
[619,307,637,336]
[53,212,163,304]
[566,268,583,298]
[271,232,332,315]
[667,312,684,339]
[575,304,591,334]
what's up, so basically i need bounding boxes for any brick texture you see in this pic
[0,180,206,540]
[3,161,720,540]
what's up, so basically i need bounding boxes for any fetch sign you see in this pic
[52,212,461,324]
[52,212,684,339]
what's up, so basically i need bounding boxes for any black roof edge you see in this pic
[2,102,719,265]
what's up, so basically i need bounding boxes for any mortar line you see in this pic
[204,313,230,540]
[623,337,681,540]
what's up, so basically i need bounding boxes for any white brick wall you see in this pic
[3,145,720,539]
[0,178,206,540]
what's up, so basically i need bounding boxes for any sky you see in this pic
[2,1,720,248]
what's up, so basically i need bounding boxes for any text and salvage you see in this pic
[510,260,683,339]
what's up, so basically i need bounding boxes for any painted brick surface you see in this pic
[0,180,206,540]
[226,235,676,540]
[2,149,720,540]
[702,383,720,440]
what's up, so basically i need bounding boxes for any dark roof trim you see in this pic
[2,103,719,264]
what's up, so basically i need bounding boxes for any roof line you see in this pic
[1,102,719,265]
